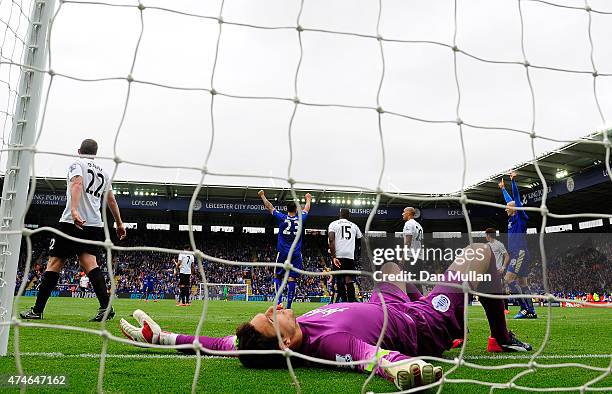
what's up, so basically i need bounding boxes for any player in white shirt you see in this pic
[401,207,426,296]
[78,273,90,298]
[328,208,363,302]
[485,227,510,312]
[20,139,126,322]
[402,207,424,262]
[174,245,195,306]
[485,228,510,273]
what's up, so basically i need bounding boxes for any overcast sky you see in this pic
[1,0,611,194]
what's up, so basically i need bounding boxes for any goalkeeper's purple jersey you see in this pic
[296,302,418,360]
[185,281,463,382]
[295,281,462,364]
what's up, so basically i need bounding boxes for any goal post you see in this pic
[0,0,56,356]
[200,283,249,302]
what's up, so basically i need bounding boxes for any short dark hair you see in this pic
[236,322,287,369]
[485,228,497,238]
[340,208,350,219]
[79,139,98,155]
[286,201,297,213]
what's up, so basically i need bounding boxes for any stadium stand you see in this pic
[14,229,610,302]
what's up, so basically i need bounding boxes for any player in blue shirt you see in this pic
[142,274,156,302]
[258,190,312,309]
[499,171,537,319]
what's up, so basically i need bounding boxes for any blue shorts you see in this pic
[507,249,530,277]
[275,252,302,278]
[142,285,154,293]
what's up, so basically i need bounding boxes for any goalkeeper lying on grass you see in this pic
[120,243,531,391]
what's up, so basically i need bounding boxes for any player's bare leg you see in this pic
[20,257,65,319]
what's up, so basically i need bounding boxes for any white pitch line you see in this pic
[14,352,612,361]
[463,354,612,360]
[18,352,230,359]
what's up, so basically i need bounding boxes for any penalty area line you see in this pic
[18,352,232,359]
[463,354,612,360]
[15,352,612,361]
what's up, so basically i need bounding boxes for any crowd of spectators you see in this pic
[530,237,611,301]
[14,230,611,301]
[15,231,335,299]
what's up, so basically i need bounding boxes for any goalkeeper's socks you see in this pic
[507,281,526,310]
[521,286,536,313]
[477,255,510,343]
[286,281,296,309]
[480,296,510,343]
[273,278,283,304]
[87,267,110,309]
[33,270,60,314]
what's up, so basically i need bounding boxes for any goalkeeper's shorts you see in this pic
[507,249,530,277]
[275,252,302,278]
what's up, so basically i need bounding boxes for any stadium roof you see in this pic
[30,179,416,206]
[5,131,611,213]
[462,130,612,211]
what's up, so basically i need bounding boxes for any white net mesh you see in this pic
[0,0,611,393]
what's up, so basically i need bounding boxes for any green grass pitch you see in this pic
[0,297,610,393]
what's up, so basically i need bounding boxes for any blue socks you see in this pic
[508,281,527,311]
[273,278,297,309]
[521,286,536,313]
[273,278,283,304]
[286,281,296,309]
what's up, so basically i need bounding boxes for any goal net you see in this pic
[0,0,611,393]
[200,283,248,302]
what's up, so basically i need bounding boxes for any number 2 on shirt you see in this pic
[415,227,423,242]
[85,169,105,198]
[282,218,298,235]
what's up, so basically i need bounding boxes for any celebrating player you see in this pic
[498,171,537,319]
[258,190,311,309]
[121,243,532,391]
[328,208,362,302]
[20,139,126,322]
[174,245,195,306]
